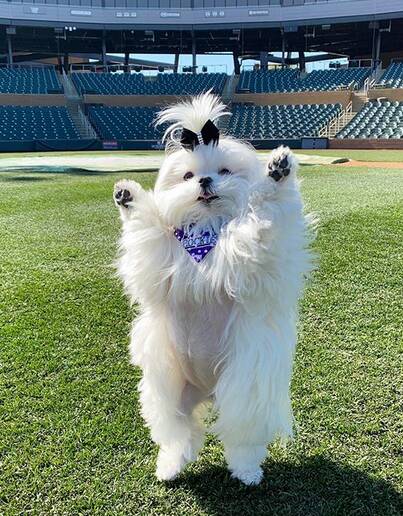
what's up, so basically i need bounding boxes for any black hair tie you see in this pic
[180,119,219,151]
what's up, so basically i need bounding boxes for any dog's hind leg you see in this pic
[140,375,206,481]
[212,316,295,486]
[222,443,267,486]
[133,315,206,481]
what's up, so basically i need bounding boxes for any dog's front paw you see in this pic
[266,146,297,183]
[113,180,139,208]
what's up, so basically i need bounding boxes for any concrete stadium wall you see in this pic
[0,94,66,106]
[84,95,184,107]
[233,91,353,107]
[329,139,403,150]
[367,89,403,102]
[86,91,354,108]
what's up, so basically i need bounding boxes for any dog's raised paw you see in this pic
[266,146,296,183]
[114,181,134,208]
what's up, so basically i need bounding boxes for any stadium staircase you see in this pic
[318,101,355,138]
[60,71,97,139]
[353,91,370,112]
[222,74,239,104]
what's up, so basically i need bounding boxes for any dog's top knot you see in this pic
[155,91,231,153]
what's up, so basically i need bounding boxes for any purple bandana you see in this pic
[174,225,218,263]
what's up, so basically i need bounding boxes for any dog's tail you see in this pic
[155,90,231,152]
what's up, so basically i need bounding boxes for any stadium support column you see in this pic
[192,31,197,74]
[233,51,241,75]
[174,52,179,73]
[63,53,69,74]
[371,22,382,71]
[298,51,306,73]
[375,29,382,70]
[102,31,107,69]
[6,31,13,67]
[124,52,129,73]
[281,31,286,69]
[260,52,268,71]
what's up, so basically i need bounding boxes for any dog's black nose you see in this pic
[199,177,213,188]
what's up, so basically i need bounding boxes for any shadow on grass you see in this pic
[0,175,48,182]
[1,166,104,176]
[177,456,402,516]
[0,166,158,176]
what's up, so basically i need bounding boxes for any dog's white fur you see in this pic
[114,93,314,485]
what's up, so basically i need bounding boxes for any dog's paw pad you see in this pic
[115,188,132,207]
[267,147,294,183]
[231,467,263,486]
[114,181,134,208]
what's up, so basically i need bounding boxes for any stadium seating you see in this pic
[72,72,227,96]
[89,103,342,141]
[336,100,403,139]
[301,68,370,91]
[375,62,403,88]
[224,103,341,139]
[88,105,162,140]
[237,69,301,93]
[0,67,63,94]
[0,106,80,140]
[237,68,371,93]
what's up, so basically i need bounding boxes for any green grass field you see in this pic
[0,157,402,515]
[0,148,403,162]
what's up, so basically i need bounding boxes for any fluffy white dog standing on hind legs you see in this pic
[114,93,315,486]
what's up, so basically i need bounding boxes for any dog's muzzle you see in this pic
[198,177,218,203]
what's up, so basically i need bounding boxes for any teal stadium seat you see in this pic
[88,106,163,140]
[72,72,227,96]
[237,69,301,93]
[88,103,341,141]
[224,103,341,139]
[336,100,403,139]
[0,67,63,94]
[0,106,80,141]
[301,68,370,91]
[375,62,403,89]
[237,68,371,93]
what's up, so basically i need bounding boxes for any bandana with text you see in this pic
[174,225,218,263]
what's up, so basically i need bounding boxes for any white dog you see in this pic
[114,93,314,485]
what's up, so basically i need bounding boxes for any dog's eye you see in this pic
[183,171,194,181]
[218,168,231,175]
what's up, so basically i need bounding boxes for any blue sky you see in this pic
[129,53,348,74]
